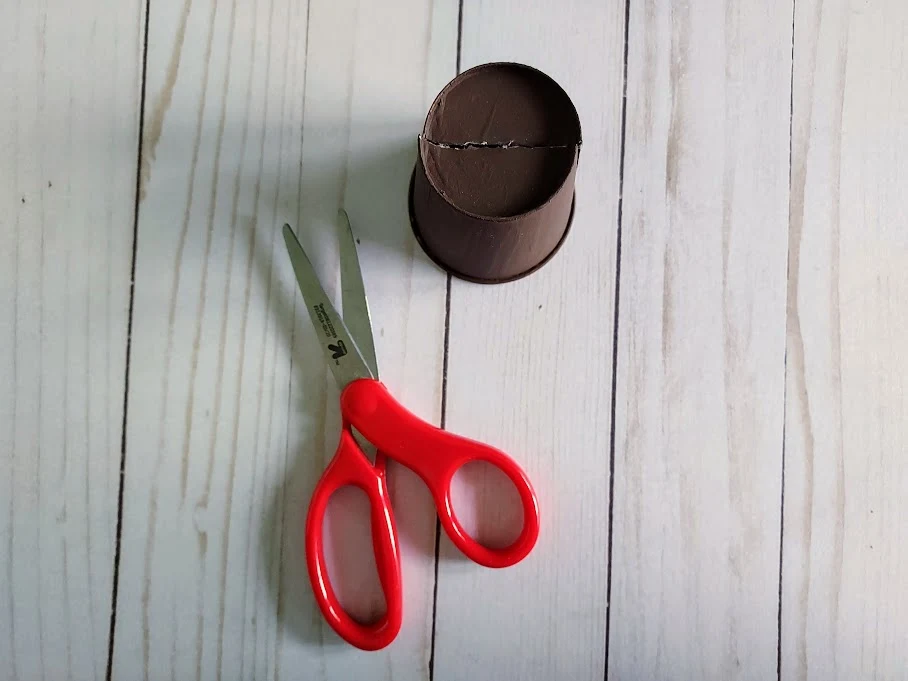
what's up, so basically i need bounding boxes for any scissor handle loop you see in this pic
[341,379,540,568]
[304,431,403,650]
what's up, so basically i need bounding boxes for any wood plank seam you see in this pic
[603,0,633,678]
[105,3,153,679]
[428,3,464,678]
[776,4,798,680]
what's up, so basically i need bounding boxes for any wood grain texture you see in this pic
[273,0,455,678]
[0,1,144,679]
[112,0,454,679]
[431,2,624,679]
[782,1,908,679]
[608,2,792,680]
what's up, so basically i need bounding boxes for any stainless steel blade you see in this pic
[337,210,379,378]
[283,223,374,389]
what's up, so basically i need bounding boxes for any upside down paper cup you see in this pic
[409,62,582,284]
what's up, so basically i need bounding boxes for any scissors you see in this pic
[282,211,540,651]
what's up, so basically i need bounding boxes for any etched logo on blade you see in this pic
[328,340,347,362]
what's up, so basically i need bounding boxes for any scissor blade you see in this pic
[283,223,374,389]
[337,210,379,378]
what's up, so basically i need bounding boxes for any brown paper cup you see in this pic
[409,62,582,284]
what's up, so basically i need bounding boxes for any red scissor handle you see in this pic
[341,379,540,569]
[304,432,403,651]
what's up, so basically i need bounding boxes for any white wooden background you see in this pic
[2,0,907,679]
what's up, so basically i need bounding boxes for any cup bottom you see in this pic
[406,167,576,285]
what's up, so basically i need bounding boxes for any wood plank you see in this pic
[782,1,908,679]
[112,0,454,678]
[608,2,792,680]
[431,1,625,679]
[0,1,145,679]
[273,0,455,678]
